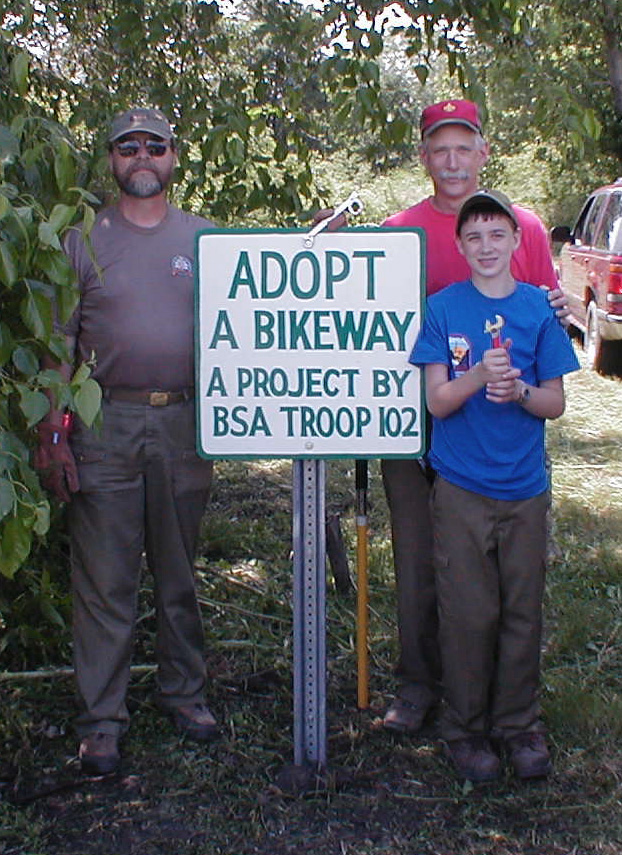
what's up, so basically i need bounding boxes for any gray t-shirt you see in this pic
[64,204,213,389]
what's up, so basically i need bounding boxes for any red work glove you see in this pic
[34,418,80,502]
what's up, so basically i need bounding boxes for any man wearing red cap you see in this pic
[380,98,566,735]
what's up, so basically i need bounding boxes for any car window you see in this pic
[575,194,607,246]
[596,191,622,253]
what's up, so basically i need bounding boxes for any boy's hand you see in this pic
[478,341,522,403]
[478,342,511,383]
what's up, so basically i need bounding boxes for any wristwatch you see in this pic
[517,383,531,406]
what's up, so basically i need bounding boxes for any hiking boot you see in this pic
[166,703,219,742]
[383,685,436,735]
[505,732,552,780]
[79,732,120,776]
[444,736,500,782]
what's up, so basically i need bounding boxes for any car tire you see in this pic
[585,300,622,375]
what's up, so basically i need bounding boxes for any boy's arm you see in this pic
[425,346,520,419]
[504,376,566,419]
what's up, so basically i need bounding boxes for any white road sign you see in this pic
[195,227,425,458]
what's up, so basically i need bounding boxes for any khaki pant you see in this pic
[381,458,441,701]
[431,477,548,741]
[69,398,213,737]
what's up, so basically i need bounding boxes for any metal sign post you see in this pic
[292,459,326,767]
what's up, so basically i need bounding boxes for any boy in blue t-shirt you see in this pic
[410,189,579,783]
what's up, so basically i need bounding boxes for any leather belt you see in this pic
[102,388,193,406]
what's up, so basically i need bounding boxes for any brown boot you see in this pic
[444,736,500,782]
[79,732,120,776]
[505,732,552,779]
[166,703,219,742]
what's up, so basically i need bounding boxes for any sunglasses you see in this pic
[114,139,169,158]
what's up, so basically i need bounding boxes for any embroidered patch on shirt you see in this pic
[449,333,471,375]
[171,255,193,277]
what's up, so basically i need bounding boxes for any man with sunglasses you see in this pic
[35,108,218,775]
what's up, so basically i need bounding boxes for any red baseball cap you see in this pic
[420,99,482,139]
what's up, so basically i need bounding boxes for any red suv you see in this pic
[552,178,622,373]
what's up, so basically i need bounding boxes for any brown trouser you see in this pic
[69,398,213,738]
[381,458,441,704]
[431,477,548,741]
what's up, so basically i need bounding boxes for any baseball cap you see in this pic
[420,99,482,139]
[108,108,174,143]
[456,189,519,234]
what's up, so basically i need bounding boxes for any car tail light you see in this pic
[606,258,622,315]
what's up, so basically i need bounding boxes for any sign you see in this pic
[195,227,425,459]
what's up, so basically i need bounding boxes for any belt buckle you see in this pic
[149,391,169,407]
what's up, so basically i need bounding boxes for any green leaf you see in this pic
[18,387,50,428]
[10,53,29,97]
[70,187,101,206]
[33,501,50,537]
[48,203,76,234]
[0,514,32,578]
[38,221,62,250]
[36,247,76,286]
[80,204,96,238]
[21,289,53,341]
[0,478,16,522]
[40,597,66,628]
[0,322,14,367]
[0,241,18,287]
[0,125,20,164]
[71,362,91,385]
[0,195,11,220]
[54,142,75,193]
[73,377,102,427]
[12,345,40,377]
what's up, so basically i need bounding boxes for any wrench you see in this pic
[303,191,364,248]
[484,314,505,348]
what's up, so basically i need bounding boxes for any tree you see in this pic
[1,0,609,585]
[0,49,102,580]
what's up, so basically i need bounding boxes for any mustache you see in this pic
[438,170,470,180]
[128,161,158,175]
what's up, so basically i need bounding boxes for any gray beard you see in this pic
[119,172,164,198]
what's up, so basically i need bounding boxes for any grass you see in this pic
[1,341,622,854]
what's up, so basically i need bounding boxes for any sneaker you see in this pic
[444,736,501,782]
[166,703,220,742]
[383,689,435,735]
[79,732,120,776]
[505,732,552,779]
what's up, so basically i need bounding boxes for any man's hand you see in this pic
[34,421,80,503]
[542,285,571,326]
[311,208,347,232]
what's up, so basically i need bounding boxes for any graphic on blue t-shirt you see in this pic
[449,333,472,374]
